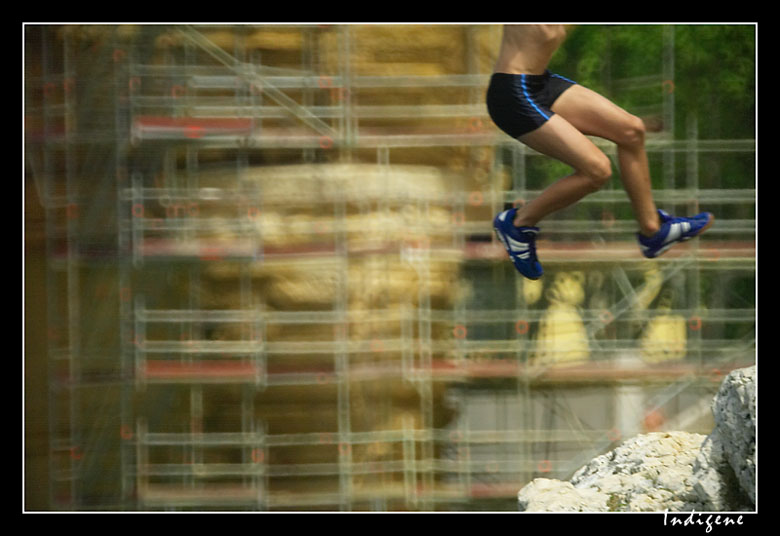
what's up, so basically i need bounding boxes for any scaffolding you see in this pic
[25,24,755,511]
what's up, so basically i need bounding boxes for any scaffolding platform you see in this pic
[27,24,755,512]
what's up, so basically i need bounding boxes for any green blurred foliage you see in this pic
[549,24,755,139]
[542,24,755,192]
[673,25,755,139]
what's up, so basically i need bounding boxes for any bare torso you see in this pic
[493,24,569,75]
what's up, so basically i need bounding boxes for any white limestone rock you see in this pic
[517,366,757,512]
[573,431,708,512]
[517,478,607,512]
[714,366,756,503]
[517,432,708,512]
[692,366,756,509]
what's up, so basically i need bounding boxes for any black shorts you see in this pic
[486,70,577,139]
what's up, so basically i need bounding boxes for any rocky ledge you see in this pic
[517,366,756,512]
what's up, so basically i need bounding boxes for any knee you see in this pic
[583,154,612,190]
[617,114,647,148]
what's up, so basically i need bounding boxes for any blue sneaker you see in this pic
[637,209,714,258]
[493,208,543,280]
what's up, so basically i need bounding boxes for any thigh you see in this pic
[551,84,637,142]
[519,113,607,172]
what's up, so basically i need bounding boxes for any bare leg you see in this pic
[551,84,660,236]
[512,113,613,228]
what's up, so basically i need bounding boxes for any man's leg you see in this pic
[494,113,614,279]
[511,113,614,228]
[551,84,661,237]
[494,101,624,279]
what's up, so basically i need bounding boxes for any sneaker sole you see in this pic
[681,212,715,241]
[698,212,715,235]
